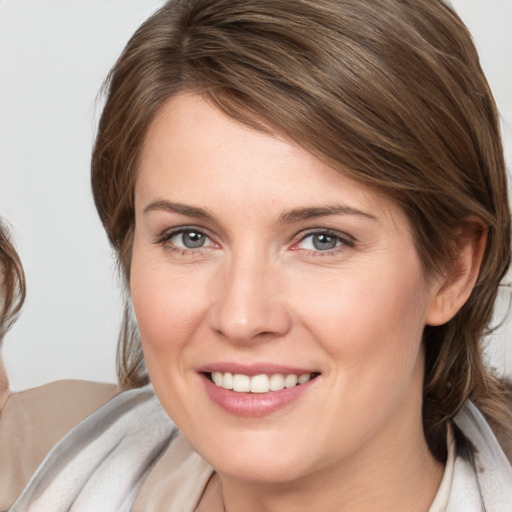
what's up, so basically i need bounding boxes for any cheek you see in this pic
[290,262,429,449]
[293,256,429,388]
[129,249,207,356]
[301,267,426,338]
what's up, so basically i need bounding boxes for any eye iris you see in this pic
[182,231,205,248]
[312,233,337,250]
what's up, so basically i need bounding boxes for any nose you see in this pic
[208,251,292,344]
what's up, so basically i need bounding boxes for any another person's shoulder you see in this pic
[4,382,189,511]
[5,378,117,411]
[0,379,119,511]
[1,379,119,439]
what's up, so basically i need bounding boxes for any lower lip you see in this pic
[200,374,317,417]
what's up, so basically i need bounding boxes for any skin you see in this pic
[130,92,467,511]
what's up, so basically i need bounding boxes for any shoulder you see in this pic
[0,380,119,511]
[7,384,184,511]
[0,379,119,443]
[3,378,118,412]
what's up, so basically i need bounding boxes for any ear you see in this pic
[426,221,487,326]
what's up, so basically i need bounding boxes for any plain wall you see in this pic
[1,0,165,390]
[1,0,511,391]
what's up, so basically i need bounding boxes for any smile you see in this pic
[200,367,320,416]
[209,372,317,393]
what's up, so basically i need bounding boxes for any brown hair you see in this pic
[0,220,25,341]
[92,0,511,460]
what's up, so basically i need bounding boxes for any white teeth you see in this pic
[269,374,285,391]
[222,372,234,390]
[210,372,315,393]
[284,374,298,388]
[212,372,223,386]
[250,374,270,393]
[298,373,311,385]
[233,374,251,392]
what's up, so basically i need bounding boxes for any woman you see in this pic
[5,0,512,510]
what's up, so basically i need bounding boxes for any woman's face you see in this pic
[131,93,441,483]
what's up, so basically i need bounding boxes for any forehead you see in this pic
[137,92,407,230]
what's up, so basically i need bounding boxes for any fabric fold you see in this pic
[9,386,176,512]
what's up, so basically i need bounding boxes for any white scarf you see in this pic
[9,387,512,511]
[9,387,176,511]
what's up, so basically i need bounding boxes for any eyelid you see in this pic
[156,225,218,249]
[290,228,356,252]
[155,225,355,255]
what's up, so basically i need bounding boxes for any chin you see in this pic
[212,455,310,484]
[194,431,319,484]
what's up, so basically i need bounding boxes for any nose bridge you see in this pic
[210,244,290,343]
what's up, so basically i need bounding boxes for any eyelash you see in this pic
[156,227,216,256]
[291,229,355,256]
[156,227,355,256]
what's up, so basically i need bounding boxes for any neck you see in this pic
[219,407,444,512]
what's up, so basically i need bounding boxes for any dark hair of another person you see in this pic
[0,221,25,340]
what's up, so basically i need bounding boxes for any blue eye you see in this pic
[167,229,214,249]
[295,231,350,252]
[310,233,338,250]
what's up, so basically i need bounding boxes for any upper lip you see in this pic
[198,362,318,376]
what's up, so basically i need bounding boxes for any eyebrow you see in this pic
[278,205,377,224]
[143,200,216,222]
[143,200,377,224]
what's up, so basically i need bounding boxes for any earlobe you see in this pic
[426,223,487,326]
